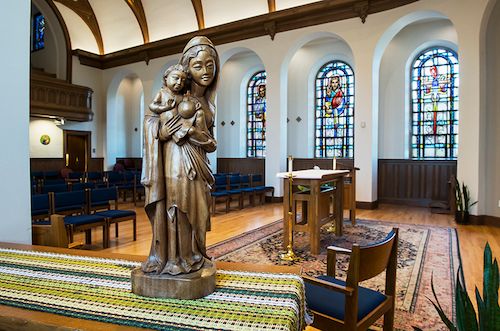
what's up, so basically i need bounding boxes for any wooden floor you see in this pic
[75,200,500,314]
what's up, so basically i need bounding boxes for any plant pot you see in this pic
[455,211,470,224]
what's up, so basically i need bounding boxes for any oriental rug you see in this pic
[207,219,462,331]
[0,248,307,331]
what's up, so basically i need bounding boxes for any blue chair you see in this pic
[43,178,66,186]
[211,175,229,214]
[91,187,136,243]
[250,174,275,205]
[227,174,244,209]
[31,194,50,221]
[67,171,83,182]
[43,171,60,180]
[303,228,399,331]
[51,190,86,215]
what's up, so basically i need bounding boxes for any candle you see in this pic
[288,155,293,173]
[333,157,337,170]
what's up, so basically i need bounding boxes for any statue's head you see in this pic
[180,36,219,89]
[163,64,187,93]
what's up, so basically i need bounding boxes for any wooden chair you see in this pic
[303,228,398,331]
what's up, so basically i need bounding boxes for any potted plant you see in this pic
[454,177,477,224]
[413,243,500,331]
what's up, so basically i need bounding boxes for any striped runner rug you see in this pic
[0,248,307,331]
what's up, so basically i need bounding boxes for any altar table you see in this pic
[277,169,349,255]
[0,243,306,331]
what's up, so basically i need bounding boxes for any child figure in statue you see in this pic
[149,64,211,145]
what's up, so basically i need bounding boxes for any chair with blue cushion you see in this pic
[91,187,136,243]
[227,174,244,210]
[211,175,229,214]
[31,193,51,221]
[250,174,275,205]
[51,190,86,215]
[303,228,398,331]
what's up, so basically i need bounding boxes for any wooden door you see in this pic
[64,131,90,172]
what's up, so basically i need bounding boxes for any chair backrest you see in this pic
[90,187,117,204]
[52,190,86,213]
[43,178,66,186]
[68,172,83,180]
[214,175,228,191]
[107,171,124,185]
[251,174,263,186]
[42,183,68,194]
[228,175,240,189]
[240,175,250,187]
[347,228,398,284]
[31,194,49,211]
[71,182,95,191]
[86,172,103,182]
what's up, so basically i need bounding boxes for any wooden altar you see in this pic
[278,169,349,255]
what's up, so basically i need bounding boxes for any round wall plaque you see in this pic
[40,134,51,145]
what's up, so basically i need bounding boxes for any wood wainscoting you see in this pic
[217,158,265,176]
[30,158,104,174]
[378,159,457,207]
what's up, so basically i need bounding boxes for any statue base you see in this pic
[131,259,216,299]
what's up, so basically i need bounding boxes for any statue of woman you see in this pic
[141,36,218,276]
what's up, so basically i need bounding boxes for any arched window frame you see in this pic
[410,47,459,159]
[314,60,355,158]
[246,71,267,158]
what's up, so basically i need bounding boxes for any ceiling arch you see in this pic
[44,0,419,68]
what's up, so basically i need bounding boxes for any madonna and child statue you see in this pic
[131,36,219,299]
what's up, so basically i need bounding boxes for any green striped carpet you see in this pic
[0,248,307,330]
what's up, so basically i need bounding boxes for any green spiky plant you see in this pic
[454,177,478,224]
[413,243,500,331]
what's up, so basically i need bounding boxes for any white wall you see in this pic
[378,19,458,159]
[217,51,264,157]
[485,0,500,217]
[287,37,354,158]
[29,118,63,157]
[0,0,31,243]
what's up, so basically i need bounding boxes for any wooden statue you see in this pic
[131,36,219,299]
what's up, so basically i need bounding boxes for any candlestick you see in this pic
[288,155,293,173]
[333,157,337,170]
[280,172,299,262]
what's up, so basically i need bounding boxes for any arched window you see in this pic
[411,48,459,159]
[32,13,45,51]
[247,71,267,157]
[315,61,354,158]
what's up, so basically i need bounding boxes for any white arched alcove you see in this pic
[217,48,265,158]
[377,16,458,159]
[106,70,144,169]
[31,0,68,80]
[286,35,354,158]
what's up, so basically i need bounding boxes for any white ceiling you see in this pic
[47,0,323,55]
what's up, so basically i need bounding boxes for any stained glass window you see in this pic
[33,13,45,51]
[315,61,354,158]
[247,71,267,157]
[411,48,459,159]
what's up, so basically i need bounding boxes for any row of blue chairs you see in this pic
[211,173,274,214]
[31,187,136,249]
[31,171,144,206]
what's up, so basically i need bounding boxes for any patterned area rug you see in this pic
[207,219,461,331]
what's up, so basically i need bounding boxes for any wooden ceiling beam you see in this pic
[191,0,205,30]
[75,0,419,69]
[267,0,276,13]
[124,0,150,43]
[53,0,104,55]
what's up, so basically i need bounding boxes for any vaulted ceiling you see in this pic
[49,0,322,55]
[39,0,418,69]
